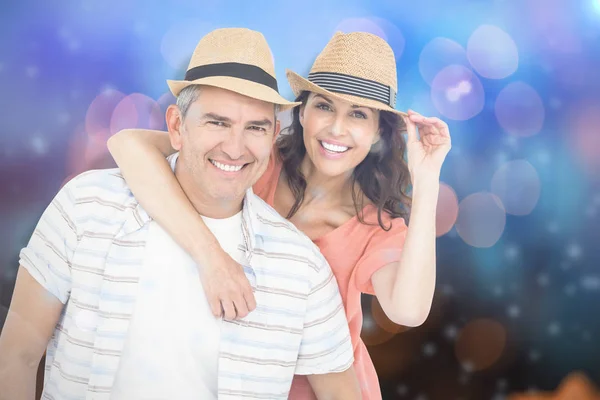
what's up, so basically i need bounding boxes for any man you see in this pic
[0,28,360,399]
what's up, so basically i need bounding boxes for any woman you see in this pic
[108,31,451,399]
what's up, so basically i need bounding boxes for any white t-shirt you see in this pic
[111,211,244,400]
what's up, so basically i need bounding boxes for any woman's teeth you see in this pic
[320,141,349,153]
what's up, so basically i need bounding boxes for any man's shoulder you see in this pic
[249,194,326,266]
[66,168,135,201]
[63,168,141,226]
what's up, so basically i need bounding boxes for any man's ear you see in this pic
[166,104,183,151]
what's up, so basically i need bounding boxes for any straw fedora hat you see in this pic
[286,31,407,116]
[167,28,299,111]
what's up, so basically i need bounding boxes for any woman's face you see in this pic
[300,92,381,178]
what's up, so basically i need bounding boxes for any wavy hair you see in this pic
[277,91,412,230]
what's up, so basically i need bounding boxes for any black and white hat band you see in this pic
[307,71,397,108]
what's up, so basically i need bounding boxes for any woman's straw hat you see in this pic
[286,31,407,116]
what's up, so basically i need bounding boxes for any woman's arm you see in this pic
[371,111,451,327]
[107,129,256,319]
[371,176,439,327]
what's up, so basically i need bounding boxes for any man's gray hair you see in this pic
[176,85,203,121]
[176,84,279,121]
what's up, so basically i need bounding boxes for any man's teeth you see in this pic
[321,141,349,153]
[211,160,243,172]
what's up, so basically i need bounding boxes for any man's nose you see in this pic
[220,129,245,160]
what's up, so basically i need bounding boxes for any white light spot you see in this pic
[444,324,458,340]
[26,66,39,78]
[423,342,437,357]
[537,150,551,164]
[567,243,582,259]
[582,330,591,341]
[507,305,520,318]
[497,379,508,390]
[505,245,519,260]
[564,284,577,296]
[548,322,561,336]
[31,135,48,155]
[537,273,550,287]
[441,284,454,295]
[396,384,409,396]
[58,112,71,125]
[581,275,600,291]
[461,361,475,373]
[529,349,541,362]
[493,285,504,297]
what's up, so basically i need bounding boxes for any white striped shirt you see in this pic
[20,155,353,399]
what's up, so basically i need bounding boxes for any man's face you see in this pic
[169,86,278,207]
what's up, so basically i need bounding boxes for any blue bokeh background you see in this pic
[1,0,599,398]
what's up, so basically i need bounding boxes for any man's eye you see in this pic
[208,121,227,127]
[248,126,266,132]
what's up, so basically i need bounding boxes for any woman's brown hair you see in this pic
[277,91,412,230]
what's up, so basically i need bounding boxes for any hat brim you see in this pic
[286,69,407,117]
[167,76,300,111]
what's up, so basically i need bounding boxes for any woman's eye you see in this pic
[316,103,332,111]
[352,111,367,119]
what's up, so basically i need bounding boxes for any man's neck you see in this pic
[174,159,243,219]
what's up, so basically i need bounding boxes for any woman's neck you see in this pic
[298,155,355,208]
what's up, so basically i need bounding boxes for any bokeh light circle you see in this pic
[467,25,519,79]
[85,89,127,139]
[335,18,387,40]
[570,101,600,177]
[436,182,459,236]
[334,18,406,61]
[368,17,406,60]
[361,311,396,346]
[161,20,217,70]
[371,296,409,334]
[67,124,114,176]
[419,37,469,86]
[431,65,485,121]
[455,319,507,371]
[491,160,541,216]
[495,82,545,137]
[110,93,164,135]
[456,192,506,248]
[157,91,177,120]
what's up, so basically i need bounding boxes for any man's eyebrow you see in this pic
[200,112,232,122]
[247,118,273,128]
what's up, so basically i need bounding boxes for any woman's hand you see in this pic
[403,109,452,183]
[201,247,257,320]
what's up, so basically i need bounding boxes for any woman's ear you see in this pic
[298,105,306,128]
[372,129,381,145]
